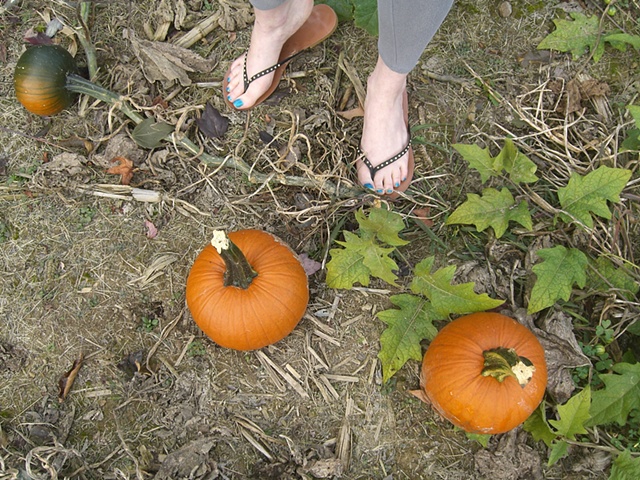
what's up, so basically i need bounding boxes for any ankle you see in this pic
[367,57,407,103]
[253,0,312,36]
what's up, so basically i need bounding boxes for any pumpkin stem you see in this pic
[481,347,536,388]
[211,230,257,289]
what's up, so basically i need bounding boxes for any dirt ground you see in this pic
[1,0,638,479]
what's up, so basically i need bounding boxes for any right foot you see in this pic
[225,0,313,110]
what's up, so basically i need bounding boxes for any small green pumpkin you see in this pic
[14,44,77,116]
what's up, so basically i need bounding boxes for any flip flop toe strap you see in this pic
[360,135,412,180]
[242,50,304,93]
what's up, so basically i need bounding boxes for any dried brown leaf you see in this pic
[129,34,216,87]
[107,156,134,185]
[58,352,84,402]
[337,106,365,120]
[196,103,229,139]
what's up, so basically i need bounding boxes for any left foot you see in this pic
[357,57,410,195]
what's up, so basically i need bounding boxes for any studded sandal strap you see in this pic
[359,131,412,179]
[242,50,305,93]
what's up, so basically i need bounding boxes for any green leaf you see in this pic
[549,386,591,440]
[360,242,400,286]
[411,256,504,317]
[315,0,353,22]
[326,241,371,289]
[621,129,640,152]
[528,246,588,314]
[452,143,497,183]
[326,208,406,288]
[465,432,491,447]
[355,208,408,247]
[132,117,174,149]
[547,440,569,466]
[493,138,538,184]
[588,362,640,427]
[588,256,640,301]
[353,0,378,36]
[445,187,532,238]
[604,32,640,51]
[557,166,632,228]
[628,105,640,126]
[453,140,537,184]
[523,402,557,447]
[610,450,640,480]
[377,294,440,382]
[622,106,640,151]
[537,13,605,62]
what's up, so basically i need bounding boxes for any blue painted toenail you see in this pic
[364,183,374,190]
[227,95,232,101]
[226,86,230,92]
[376,189,384,194]
[387,189,393,194]
[233,99,244,108]
[395,182,400,188]
[227,77,231,82]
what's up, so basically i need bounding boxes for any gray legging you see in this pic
[250,0,454,74]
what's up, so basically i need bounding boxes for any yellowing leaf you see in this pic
[410,256,504,316]
[549,386,591,440]
[377,294,440,382]
[557,166,631,228]
[537,13,605,62]
[528,246,588,314]
[588,362,640,427]
[445,187,532,238]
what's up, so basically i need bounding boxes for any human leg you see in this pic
[225,0,314,109]
[358,0,454,194]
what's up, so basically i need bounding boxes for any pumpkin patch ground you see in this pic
[1,1,639,479]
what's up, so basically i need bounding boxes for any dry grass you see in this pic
[1,0,638,479]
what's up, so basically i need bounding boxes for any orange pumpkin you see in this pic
[420,312,547,434]
[186,230,309,351]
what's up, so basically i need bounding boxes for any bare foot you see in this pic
[225,0,313,110]
[357,56,410,195]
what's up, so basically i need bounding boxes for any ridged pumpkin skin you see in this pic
[421,312,547,434]
[186,230,309,351]
[14,44,77,116]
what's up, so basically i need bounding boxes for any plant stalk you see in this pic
[481,347,536,388]
[65,75,362,198]
[210,231,257,289]
[77,2,98,81]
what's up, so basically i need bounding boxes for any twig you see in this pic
[173,11,222,49]
[65,75,363,198]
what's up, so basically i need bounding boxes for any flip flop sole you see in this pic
[223,4,338,110]
[357,90,414,200]
[388,90,414,199]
